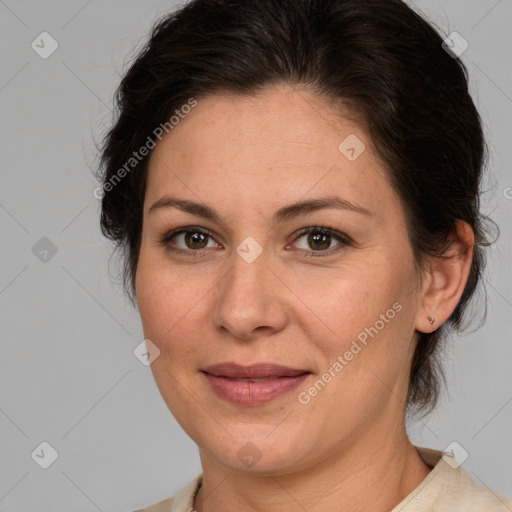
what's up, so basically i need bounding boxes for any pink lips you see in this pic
[202,362,311,405]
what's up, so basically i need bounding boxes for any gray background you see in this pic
[1,0,511,511]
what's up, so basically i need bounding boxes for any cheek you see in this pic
[135,248,216,362]
[307,263,403,339]
[136,249,184,346]
[135,252,204,418]
[304,254,417,389]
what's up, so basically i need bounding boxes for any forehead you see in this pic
[145,84,400,225]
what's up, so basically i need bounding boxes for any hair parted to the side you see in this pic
[95,0,498,416]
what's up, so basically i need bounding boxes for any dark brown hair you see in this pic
[96,0,497,415]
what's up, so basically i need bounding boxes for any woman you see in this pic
[96,0,512,510]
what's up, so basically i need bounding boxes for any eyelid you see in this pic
[289,226,351,257]
[293,226,351,245]
[160,226,220,254]
[160,225,351,257]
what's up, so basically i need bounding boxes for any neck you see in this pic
[193,429,431,512]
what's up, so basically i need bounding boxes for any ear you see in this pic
[415,220,475,333]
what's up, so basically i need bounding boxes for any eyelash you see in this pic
[159,226,351,258]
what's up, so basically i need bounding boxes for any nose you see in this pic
[212,246,289,340]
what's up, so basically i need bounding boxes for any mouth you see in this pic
[201,362,311,405]
[202,362,309,379]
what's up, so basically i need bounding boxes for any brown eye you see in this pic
[291,227,350,257]
[182,230,209,249]
[161,227,219,254]
[306,231,331,251]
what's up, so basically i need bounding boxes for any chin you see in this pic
[198,428,314,475]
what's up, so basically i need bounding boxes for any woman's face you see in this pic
[136,84,425,474]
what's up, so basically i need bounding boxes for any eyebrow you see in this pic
[148,195,373,225]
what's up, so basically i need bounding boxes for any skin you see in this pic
[135,83,474,511]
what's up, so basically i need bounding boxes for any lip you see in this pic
[202,362,311,405]
[203,362,309,378]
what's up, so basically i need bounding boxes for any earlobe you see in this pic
[415,221,475,333]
